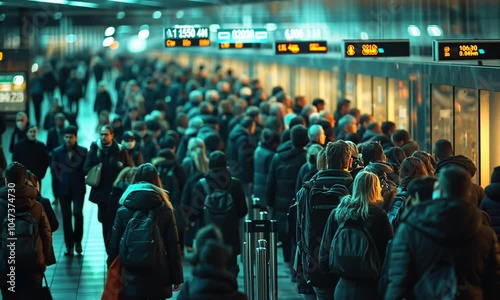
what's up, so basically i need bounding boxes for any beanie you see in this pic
[491,166,500,183]
[208,150,227,169]
[291,125,309,148]
[123,131,135,141]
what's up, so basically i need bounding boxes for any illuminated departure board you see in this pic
[275,41,328,55]
[0,73,27,112]
[433,40,500,61]
[218,43,261,49]
[217,29,268,44]
[164,27,210,48]
[342,40,410,58]
[283,28,322,40]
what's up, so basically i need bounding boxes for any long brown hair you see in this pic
[134,163,173,210]
[113,167,138,186]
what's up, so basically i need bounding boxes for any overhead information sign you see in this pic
[0,73,27,112]
[164,27,210,47]
[433,40,500,61]
[283,28,322,40]
[219,43,261,49]
[275,41,328,55]
[217,29,268,44]
[342,40,410,58]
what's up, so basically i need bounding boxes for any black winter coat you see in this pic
[253,144,276,206]
[46,127,64,153]
[37,194,59,232]
[12,139,50,180]
[385,198,500,300]
[266,147,306,233]
[481,181,500,241]
[51,144,87,198]
[108,183,184,299]
[94,91,112,115]
[226,125,257,184]
[0,185,56,273]
[83,140,133,205]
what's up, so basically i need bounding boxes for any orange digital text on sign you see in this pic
[309,43,327,52]
[182,39,192,47]
[362,44,379,56]
[166,40,177,47]
[220,43,230,49]
[235,43,243,49]
[0,52,3,61]
[199,39,210,46]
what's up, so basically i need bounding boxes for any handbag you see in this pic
[102,256,125,300]
[41,275,53,300]
[85,147,102,187]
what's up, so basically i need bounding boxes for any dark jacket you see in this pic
[191,168,248,255]
[83,140,133,205]
[9,126,29,153]
[296,169,353,288]
[295,162,318,193]
[481,182,500,241]
[253,144,276,206]
[385,198,500,300]
[46,127,65,154]
[0,184,56,273]
[51,144,88,198]
[12,139,50,180]
[37,194,59,232]
[94,90,112,115]
[108,180,130,234]
[266,147,306,233]
[108,183,184,299]
[226,125,257,184]
[125,146,144,167]
[152,156,186,207]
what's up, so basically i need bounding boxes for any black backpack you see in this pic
[329,218,381,279]
[199,178,237,231]
[2,205,42,269]
[299,179,350,282]
[119,206,167,269]
[159,166,180,206]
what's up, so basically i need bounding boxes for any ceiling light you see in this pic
[69,1,99,8]
[28,0,67,4]
[153,11,162,19]
[105,26,115,36]
[31,63,39,73]
[265,23,277,32]
[138,29,150,40]
[176,10,184,19]
[360,32,369,39]
[127,36,146,53]
[54,12,63,20]
[407,25,421,37]
[103,37,114,47]
[427,25,442,37]
[117,11,125,19]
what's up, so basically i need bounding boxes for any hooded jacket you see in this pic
[385,198,500,300]
[481,180,500,241]
[152,154,186,207]
[253,143,276,206]
[108,182,183,299]
[0,184,56,273]
[436,155,485,207]
[226,124,257,184]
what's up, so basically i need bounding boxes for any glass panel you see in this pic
[454,87,479,184]
[388,79,410,130]
[431,84,453,145]
[479,90,500,187]
[345,73,356,104]
[372,77,387,122]
[356,75,372,116]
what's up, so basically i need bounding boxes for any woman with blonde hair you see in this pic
[319,171,393,300]
[107,163,183,299]
[182,137,209,180]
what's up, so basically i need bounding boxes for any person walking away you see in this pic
[9,112,29,153]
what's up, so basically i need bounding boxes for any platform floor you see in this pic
[0,73,302,299]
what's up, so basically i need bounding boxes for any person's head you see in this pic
[176,113,189,130]
[308,124,326,145]
[381,121,396,137]
[308,112,320,126]
[366,121,382,134]
[434,165,472,200]
[188,137,209,174]
[290,125,309,149]
[26,125,38,141]
[193,224,229,267]
[384,147,406,172]
[326,140,352,170]
[406,176,437,207]
[98,81,107,92]
[260,128,280,150]
[307,144,323,167]
[360,114,374,129]
[122,131,136,150]
[16,112,28,131]
[337,99,351,116]
[199,102,214,116]
[189,90,203,105]
[100,125,114,145]
[335,171,383,223]
[312,98,326,112]
[128,106,139,120]
[319,111,335,127]
[391,129,411,146]
[412,150,435,176]
[295,96,307,108]
[134,163,162,188]
[338,114,357,134]
[265,116,283,136]
[316,148,328,171]
[240,116,256,135]
[205,89,220,104]
[54,113,66,128]
[5,162,26,185]
[208,150,228,170]
[300,105,317,120]
[63,125,78,148]
[245,106,262,125]
[219,100,233,115]
[361,141,385,165]
[289,116,306,129]
[433,139,453,162]
[349,108,361,123]
[25,170,40,192]
[399,157,429,188]
[113,166,138,186]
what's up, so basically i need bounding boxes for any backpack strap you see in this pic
[199,178,210,195]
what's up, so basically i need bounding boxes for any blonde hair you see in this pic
[113,167,138,186]
[188,137,209,174]
[316,148,327,171]
[335,171,383,223]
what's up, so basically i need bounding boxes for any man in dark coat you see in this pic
[190,151,248,276]
[83,125,133,253]
[51,126,88,256]
[9,112,29,153]
[0,162,56,299]
[47,112,67,204]
[385,166,500,300]
[267,125,309,263]
[253,129,280,209]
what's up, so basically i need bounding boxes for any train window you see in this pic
[454,87,479,184]
[356,75,372,116]
[388,79,410,130]
[479,90,500,187]
[431,84,453,146]
[372,77,387,122]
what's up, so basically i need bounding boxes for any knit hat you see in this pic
[123,131,135,141]
[208,150,227,169]
[491,166,500,183]
[435,155,477,177]
[291,125,309,148]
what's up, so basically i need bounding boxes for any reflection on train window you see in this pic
[431,84,453,145]
[388,79,410,130]
[356,75,372,116]
[479,90,500,187]
[454,87,479,183]
[372,77,387,122]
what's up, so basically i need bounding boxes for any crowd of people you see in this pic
[0,53,499,300]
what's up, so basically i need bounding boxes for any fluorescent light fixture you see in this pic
[265,23,277,32]
[407,25,421,37]
[140,24,149,30]
[127,36,146,53]
[360,31,369,39]
[153,11,162,19]
[53,12,62,20]
[427,25,442,37]
[31,63,39,73]
[176,10,184,19]
[138,29,150,40]
[28,0,67,4]
[105,26,115,36]
[108,0,163,6]
[209,24,220,32]
[117,11,125,19]
[103,36,114,47]
[66,34,77,43]
[69,1,98,8]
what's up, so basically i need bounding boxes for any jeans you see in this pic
[60,194,85,249]
[313,286,335,300]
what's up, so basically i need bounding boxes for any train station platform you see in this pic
[0,76,302,300]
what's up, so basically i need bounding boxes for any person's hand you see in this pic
[173,283,182,292]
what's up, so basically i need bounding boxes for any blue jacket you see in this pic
[51,144,88,198]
